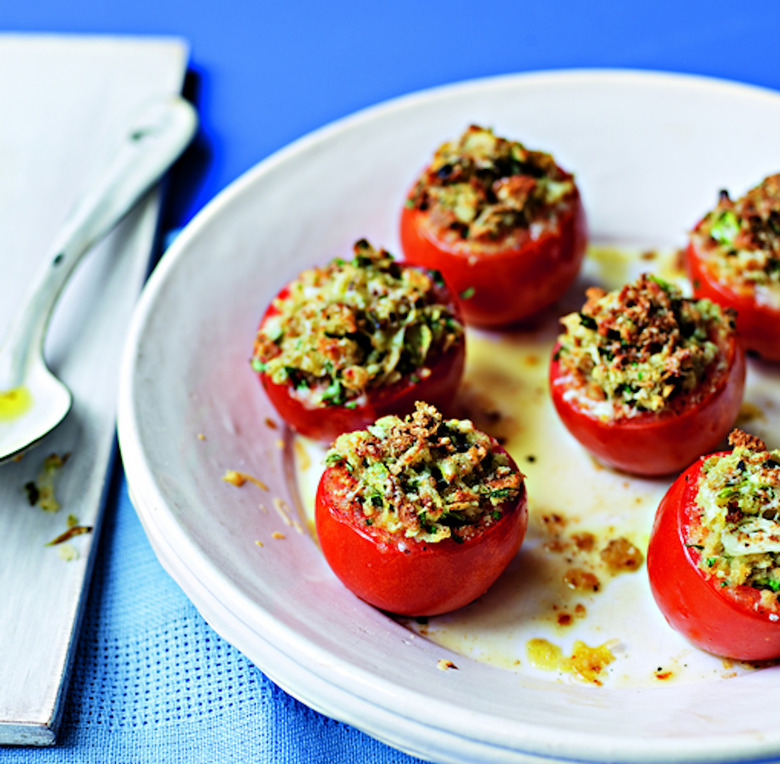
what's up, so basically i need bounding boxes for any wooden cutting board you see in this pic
[0,34,189,746]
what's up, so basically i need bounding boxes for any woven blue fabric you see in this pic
[5,466,425,763]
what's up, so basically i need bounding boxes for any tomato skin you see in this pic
[686,240,780,362]
[647,456,780,661]
[314,451,529,617]
[399,191,587,327]
[548,337,746,477]
[255,277,466,444]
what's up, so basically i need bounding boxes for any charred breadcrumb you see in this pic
[555,274,734,417]
[728,428,767,452]
[325,401,523,543]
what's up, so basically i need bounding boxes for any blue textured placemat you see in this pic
[5,464,425,763]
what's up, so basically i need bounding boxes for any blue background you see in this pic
[6,2,780,762]
[8,2,780,230]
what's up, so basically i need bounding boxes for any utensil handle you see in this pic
[1,95,197,379]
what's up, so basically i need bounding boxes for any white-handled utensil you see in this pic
[0,94,197,463]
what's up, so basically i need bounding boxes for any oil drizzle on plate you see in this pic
[0,386,32,421]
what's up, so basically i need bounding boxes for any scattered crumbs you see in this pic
[264,416,278,430]
[640,250,657,260]
[197,433,206,441]
[24,481,39,505]
[273,497,292,526]
[563,568,601,593]
[273,496,304,534]
[25,452,70,512]
[275,438,285,450]
[46,525,93,546]
[272,531,286,540]
[222,470,245,486]
[571,532,595,552]
[721,658,737,679]
[437,659,458,671]
[526,638,616,685]
[599,537,644,574]
[535,508,645,621]
[57,543,79,562]
[222,469,268,491]
[654,666,674,681]
[44,452,68,470]
[539,512,567,537]
[255,540,264,548]
[66,513,78,528]
[554,602,587,627]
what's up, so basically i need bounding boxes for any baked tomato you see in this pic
[549,274,745,477]
[252,240,465,443]
[399,125,587,327]
[315,402,528,616]
[647,429,780,661]
[686,174,780,361]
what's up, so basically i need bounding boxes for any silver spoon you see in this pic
[0,95,197,463]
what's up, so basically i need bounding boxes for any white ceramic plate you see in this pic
[118,70,780,764]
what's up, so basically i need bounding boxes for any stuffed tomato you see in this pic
[252,240,465,443]
[647,429,780,661]
[399,125,587,327]
[549,274,745,477]
[686,174,780,362]
[315,401,528,617]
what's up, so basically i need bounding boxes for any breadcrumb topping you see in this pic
[406,125,577,250]
[691,428,780,611]
[325,401,524,543]
[252,240,463,407]
[555,274,734,418]
[691,174,780,292]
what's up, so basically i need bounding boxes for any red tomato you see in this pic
[315,448,528,617]
[255,277,466,444]
[647,456,780,661]
[686,240,780,362]
[548,336,746,477]
[399,195,587,327]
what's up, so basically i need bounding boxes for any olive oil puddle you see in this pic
[0,386,32,421]
[293,245,780,687]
